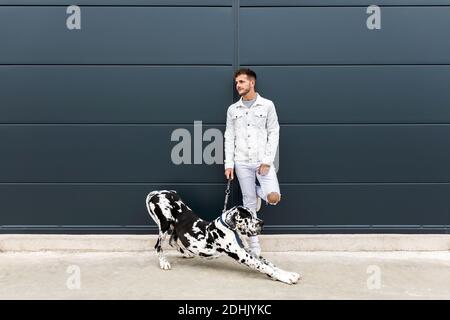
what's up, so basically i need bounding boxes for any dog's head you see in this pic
[223,205,264,236]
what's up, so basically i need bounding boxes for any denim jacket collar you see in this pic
[237,92,263,108]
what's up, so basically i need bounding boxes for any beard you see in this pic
[238,87,250,97]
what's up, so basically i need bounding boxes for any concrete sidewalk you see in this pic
[1,234,449,252]
[1,250,449,299]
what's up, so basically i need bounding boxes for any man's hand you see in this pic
[225,168,234,180]
[258,164,270,176]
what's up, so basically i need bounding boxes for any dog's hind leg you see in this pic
[174,243,195,259]
[155,231,172,270]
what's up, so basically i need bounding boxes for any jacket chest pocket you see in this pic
[232,112,245,127]
[253,112,268,129]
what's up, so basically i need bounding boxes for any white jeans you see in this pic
[234,161,281,213]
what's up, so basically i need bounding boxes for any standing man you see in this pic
[224,68,281,257]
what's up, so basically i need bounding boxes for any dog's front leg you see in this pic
[253,252,277,269]
[230,249,301,285]
[243,247,284,273]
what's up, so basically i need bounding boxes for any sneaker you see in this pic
[256,197,262,213]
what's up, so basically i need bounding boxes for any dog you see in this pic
[145,189,301,285]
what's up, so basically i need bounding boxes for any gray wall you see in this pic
[0,0,449,233]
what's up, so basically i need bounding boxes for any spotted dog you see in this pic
[145,190,301,285]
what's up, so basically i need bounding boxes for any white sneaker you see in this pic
[256,197,262,213]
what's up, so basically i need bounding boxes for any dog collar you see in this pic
[219,216,231,229]
[218,216,244,247]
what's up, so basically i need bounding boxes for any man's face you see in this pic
[235,74,254,97]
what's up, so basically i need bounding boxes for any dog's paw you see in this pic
[288,271,301,284]
[274,270,300,285]
[159,259,172,270]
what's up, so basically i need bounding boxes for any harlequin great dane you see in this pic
[145,190,301,285]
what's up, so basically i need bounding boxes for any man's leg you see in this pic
[256,185,267,204]
[249,164,281,256]
[256,164,282,206]
[234,162,258,212]
[234,162,261,256]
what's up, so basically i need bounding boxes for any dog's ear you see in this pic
[236,205,255,219]
[225,207,238,230]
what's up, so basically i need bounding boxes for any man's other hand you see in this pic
[258,164,270,176]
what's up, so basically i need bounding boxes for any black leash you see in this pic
[222,178,232,213]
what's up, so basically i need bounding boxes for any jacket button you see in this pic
[248,135,250,137]
[247,124,250,126]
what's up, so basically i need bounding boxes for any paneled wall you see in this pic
[0,0,448,233]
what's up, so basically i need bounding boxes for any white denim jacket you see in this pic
[224,93,280,169]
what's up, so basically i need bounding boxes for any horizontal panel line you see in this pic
[0,64,448,67]
[1,123,450,126]
[0,182,231,185]
[1,182,450,185]
[0,4,448,7]
[0,226,447,230]
[264,225,448,228]
[280,123,450,126]
[281,182,450,185]
[0,64,233,67]
[242,64,450,66]
[0,4,447,8]
[242,5,450,8]
[0,225,445,228]
[0,123,227,126]
[0,5,233,8]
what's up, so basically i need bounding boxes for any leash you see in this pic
[222,178,232,213]
[219,178,244,247]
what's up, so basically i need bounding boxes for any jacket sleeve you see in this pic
[262,103,280,166]
[224,107,235,169]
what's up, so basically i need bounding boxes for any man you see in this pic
[224,68,281,257]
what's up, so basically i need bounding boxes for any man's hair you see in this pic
[234,68,257,81]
